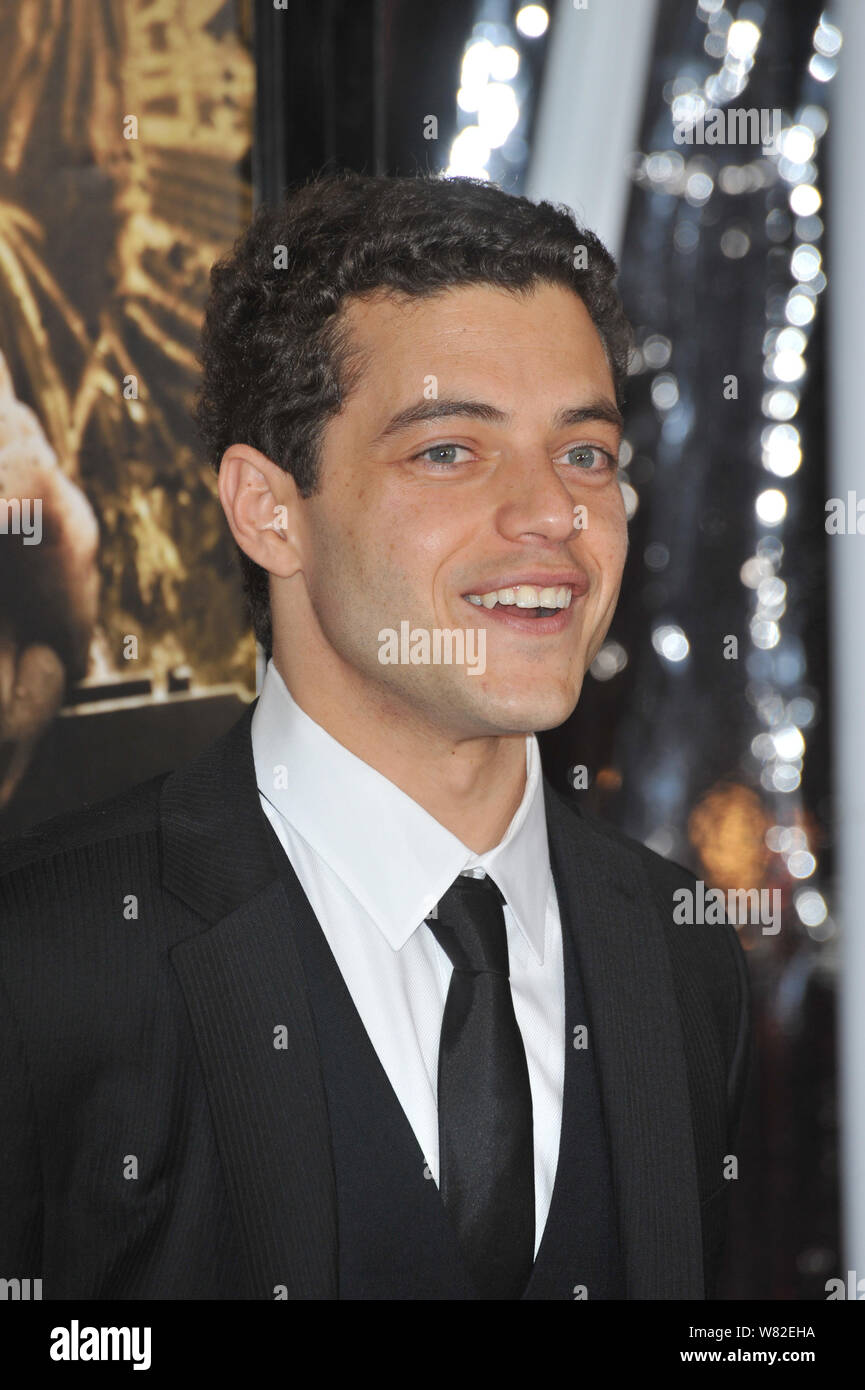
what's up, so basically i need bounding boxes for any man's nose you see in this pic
[493,454,583,544]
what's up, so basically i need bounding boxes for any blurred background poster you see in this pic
[0,0,257,837]
[1,0,862,1303]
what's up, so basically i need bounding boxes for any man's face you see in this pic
[291,280,628,739]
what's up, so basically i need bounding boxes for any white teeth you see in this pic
[464,583,574,609]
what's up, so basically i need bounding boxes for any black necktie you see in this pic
[427,872,535,1299]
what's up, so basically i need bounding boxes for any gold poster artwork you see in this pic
[0,0,256,821]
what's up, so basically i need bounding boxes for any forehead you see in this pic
[338,281,614,409]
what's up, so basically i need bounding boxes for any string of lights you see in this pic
[597,3,836,959]
[442,5,550,189]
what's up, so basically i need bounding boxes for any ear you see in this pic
[217,444,304,579]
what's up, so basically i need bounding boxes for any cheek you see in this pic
[306,492,424,620]
[309,480,377,571]
[582,493,628,583]
[302,503,361,619]
[373,494,466,602]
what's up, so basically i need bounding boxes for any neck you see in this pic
[270,652,527,853]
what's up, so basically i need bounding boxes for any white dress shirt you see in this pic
[251,658,565,1255]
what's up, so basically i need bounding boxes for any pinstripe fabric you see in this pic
[545,781,752,1298]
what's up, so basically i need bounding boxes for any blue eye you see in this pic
[414,443,470,467]
[563,445,615,471]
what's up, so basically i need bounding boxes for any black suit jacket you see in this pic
[0,700,751,1299]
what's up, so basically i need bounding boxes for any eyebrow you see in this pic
[368,395,625,446]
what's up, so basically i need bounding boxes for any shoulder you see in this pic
[0,771,169,913]
[546,781,748,1006]
[545,779,700,895]
[1,772,167,874]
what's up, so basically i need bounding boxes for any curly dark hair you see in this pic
[193,170,633,658]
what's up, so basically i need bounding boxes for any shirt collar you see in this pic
[250,659,551,963]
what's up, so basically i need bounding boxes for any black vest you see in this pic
[264,819,625,1299]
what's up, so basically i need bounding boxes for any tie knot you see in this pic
[427,873,510,975]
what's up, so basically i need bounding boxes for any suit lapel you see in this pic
[544,780,704,1299]
[160,701,338,1299]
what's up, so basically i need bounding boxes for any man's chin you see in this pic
[461,679,584,738]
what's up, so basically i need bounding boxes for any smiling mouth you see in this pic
[462,583,574,619]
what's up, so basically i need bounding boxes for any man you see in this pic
[0,171,751,1300]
